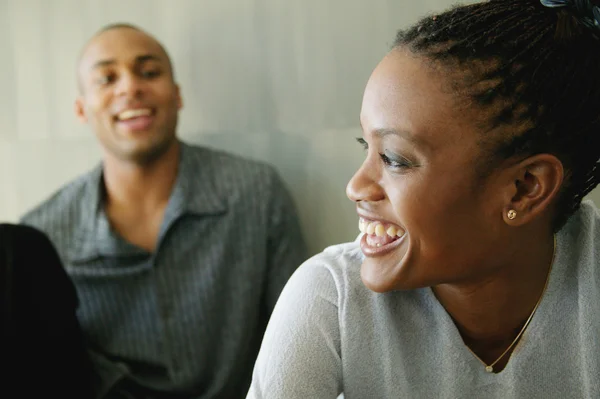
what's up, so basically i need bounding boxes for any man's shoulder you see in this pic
[186,143,277,176]
[184,143,283,194]
[20,169,97,234]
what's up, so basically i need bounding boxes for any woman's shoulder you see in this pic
[558,200,600,287]
[279,235,381,316]
[561,200,600,251]
[571,199,600,224]
[313,236,364,269]
[294,236,364,285]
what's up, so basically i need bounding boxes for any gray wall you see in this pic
[1,0,598,256]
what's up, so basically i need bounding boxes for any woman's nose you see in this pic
[346,160,385,203]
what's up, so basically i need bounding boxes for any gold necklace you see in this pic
[467,235,556,373]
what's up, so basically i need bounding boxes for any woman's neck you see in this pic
[432,233,555,367]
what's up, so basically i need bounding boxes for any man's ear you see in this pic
[502,154,564,225]
[175,84,183,110]
[75,97,87,123]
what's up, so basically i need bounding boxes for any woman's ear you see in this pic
[503,154,564,226]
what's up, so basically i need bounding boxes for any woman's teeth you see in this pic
[359,218,405,239]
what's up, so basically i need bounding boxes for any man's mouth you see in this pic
[116,108,154,121]
[114,108,155,132]
[359,217,405,248]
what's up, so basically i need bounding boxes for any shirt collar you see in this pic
[70,141,227,262]
[164,141,228,217]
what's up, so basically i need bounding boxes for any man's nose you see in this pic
[115,72,144,98]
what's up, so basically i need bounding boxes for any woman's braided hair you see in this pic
[395,0,600,230]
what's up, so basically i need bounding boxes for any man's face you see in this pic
[76,27,182,165]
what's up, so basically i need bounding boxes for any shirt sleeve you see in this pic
[264,168,309,313]
[246,260,343,399]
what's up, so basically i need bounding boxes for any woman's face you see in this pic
[347,48,512,292]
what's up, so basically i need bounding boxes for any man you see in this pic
[21,23,307,399]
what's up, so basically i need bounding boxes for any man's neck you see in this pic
[432,232,555,363]
[102,141,181,214]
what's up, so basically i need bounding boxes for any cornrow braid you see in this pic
[395,0,600,231]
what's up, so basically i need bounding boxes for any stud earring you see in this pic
[507,209,517,220]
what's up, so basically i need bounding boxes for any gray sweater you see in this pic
[247,200,600,398]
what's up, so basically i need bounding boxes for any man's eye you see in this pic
[141,70,161,79]
[96,75,114,86]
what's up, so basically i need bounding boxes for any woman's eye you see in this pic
[380,152,412,169]
[356,137,368,151]
[356,137,413,170]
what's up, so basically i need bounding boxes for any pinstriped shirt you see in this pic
[21,141,308,399]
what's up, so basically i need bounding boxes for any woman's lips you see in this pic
[358,217,406,256]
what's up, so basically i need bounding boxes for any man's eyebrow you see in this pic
[91,54,163,70]
[91,59,116,69]
[135,54,162,63]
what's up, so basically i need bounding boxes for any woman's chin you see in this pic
[359,236,425,292]
[360,257,423,292]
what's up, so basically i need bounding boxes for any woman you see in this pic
[1,224,94,397]
[247,0,600,397]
